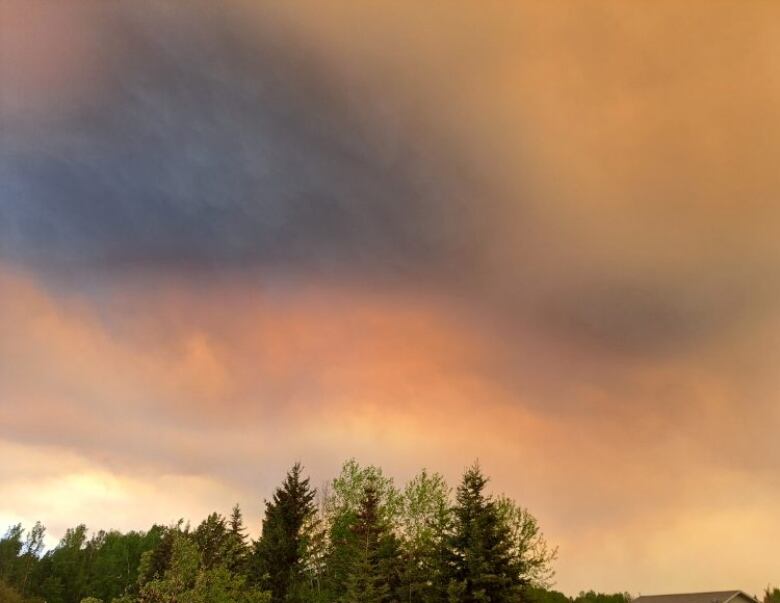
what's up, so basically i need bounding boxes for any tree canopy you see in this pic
[0,459,565,603]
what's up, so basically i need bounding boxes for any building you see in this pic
[634,592,761,603]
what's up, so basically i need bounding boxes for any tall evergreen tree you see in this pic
[227,504,251,574]
[230,505,248,541]
[341,485,401,603]
[448,464,525,603]
[253,463,317,603]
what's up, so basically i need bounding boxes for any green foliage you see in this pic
[0,525,25,589]
[227,505,251,574]
[81,528,162,601]
[0,578,43,603]
[340,485,401,603]
[447,464,526,603]
[526,586,572,603]
[252,463,318,603]
[765,588,780,603]
[324,459,402,601]
[398,469,452,603]
[194,513,231,571]
[36,525,90,603]
[495,497,557,589]
[188,566,271,603]
[0,519,162,603]
[327,459,402,523]
[138,530,269,603]
[20,523,45,596]
[573,591,631,603]
[2,459,559,603]
[138,533,200,602]
[137,524,178,586]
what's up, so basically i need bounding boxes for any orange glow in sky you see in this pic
[1,1,780,595]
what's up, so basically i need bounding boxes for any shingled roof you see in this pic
[633,591,760,603]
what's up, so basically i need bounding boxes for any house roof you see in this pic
[633,592,759,603]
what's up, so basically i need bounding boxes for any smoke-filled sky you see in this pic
[2,0,780,595]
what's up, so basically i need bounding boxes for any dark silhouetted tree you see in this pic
[253,463,317,603]
[341,485,402,603]
[227,504,251,574]
[447,464,525,603]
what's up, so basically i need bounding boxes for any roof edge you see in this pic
[633,592,759,603]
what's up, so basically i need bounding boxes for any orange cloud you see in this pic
[2,0,780,595]
[2,264,779,594]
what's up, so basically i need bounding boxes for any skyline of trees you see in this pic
[0,459,656,603]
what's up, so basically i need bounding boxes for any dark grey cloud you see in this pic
[528,275,752,356]
[0,3,481,278]
[2,0,778,362]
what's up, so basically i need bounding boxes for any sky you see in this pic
[1,0,780,596]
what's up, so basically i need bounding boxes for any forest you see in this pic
[0,460,638,603]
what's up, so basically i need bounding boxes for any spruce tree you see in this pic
[227,504,250,574]
[230,505,247,540]
[253,463,317,603]
[341,485,400,603]
[448,464,525,603]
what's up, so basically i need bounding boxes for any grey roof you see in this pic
[634,592,759,603]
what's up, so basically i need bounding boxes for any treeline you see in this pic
[0,459,576,603]
[528,590,629,603]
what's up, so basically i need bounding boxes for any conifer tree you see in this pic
[448,464,525,603]
[252,463,317,603]
[341,485,401,603]
[230,505,247,540]
[227,504,250,574]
